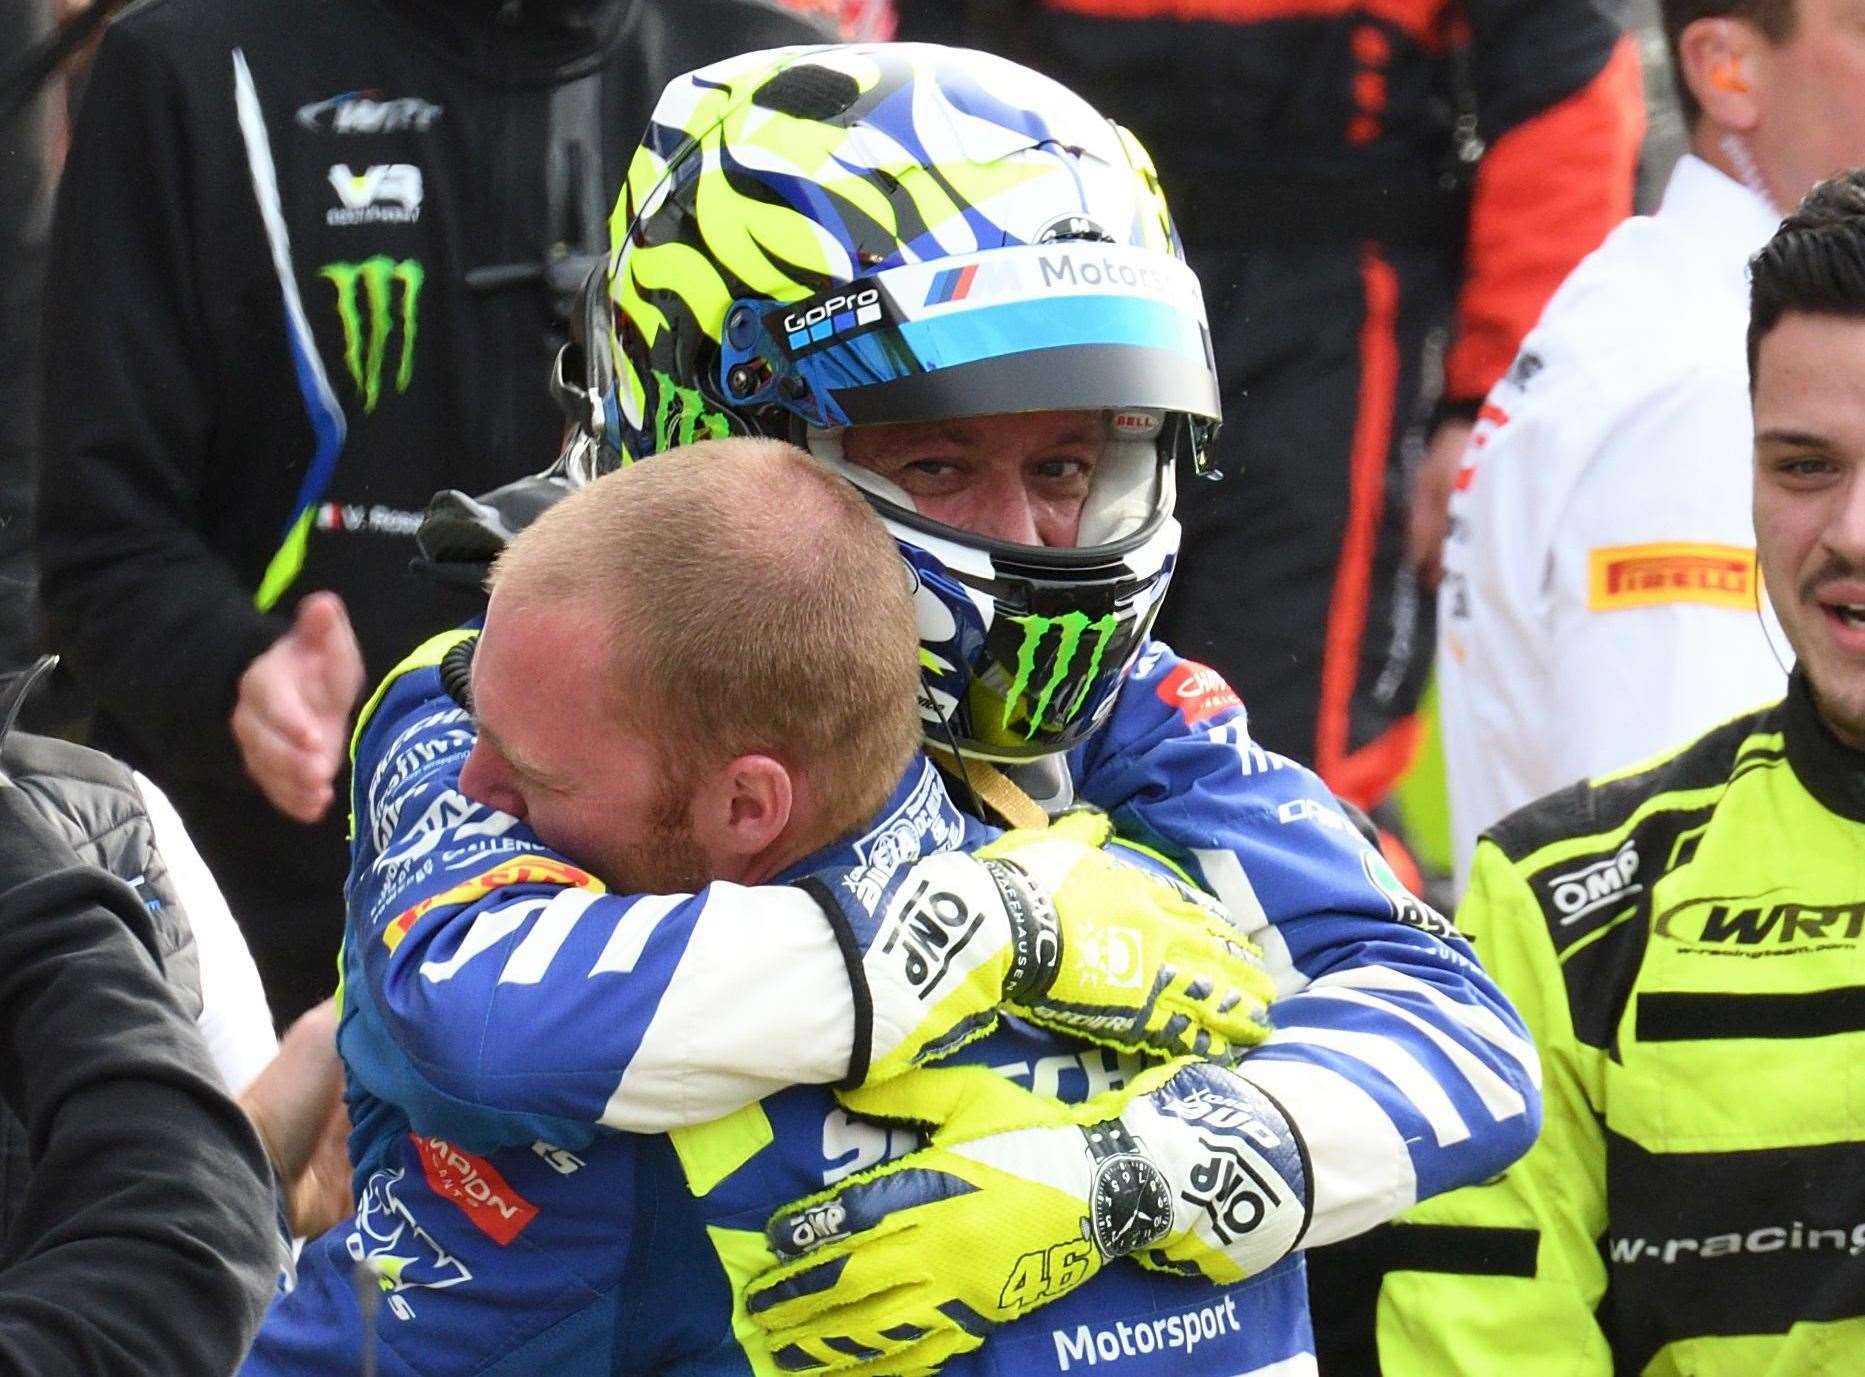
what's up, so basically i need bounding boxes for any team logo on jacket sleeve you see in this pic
[1154,660,1241,726]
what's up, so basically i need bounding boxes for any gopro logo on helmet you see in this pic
[782,288,883,349]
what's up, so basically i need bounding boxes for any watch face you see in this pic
[1088,1152,1174,1257]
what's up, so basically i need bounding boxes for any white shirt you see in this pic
[1437,156,1791,891]
[136,772,278,1094]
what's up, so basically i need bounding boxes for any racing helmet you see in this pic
[557,42,1221,761]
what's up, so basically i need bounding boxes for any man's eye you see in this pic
[1779,456,1837,479]
[1033,456,1094,482]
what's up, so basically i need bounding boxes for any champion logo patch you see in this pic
[413,1136,537,1245]
[1155,661,1241,726]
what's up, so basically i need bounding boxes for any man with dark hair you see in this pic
[1371,168,1865,1375]
[1436,0,1865,888]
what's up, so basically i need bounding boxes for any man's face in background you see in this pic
[1752,310,1865,746]
[1748,0,1865,211]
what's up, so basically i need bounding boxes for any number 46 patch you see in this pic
[1000,1239,1095,1311]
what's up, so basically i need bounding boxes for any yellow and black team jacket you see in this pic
[1370,669,1865,1375]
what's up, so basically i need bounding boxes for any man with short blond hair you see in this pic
[481,437,922,860]
[246,437,1280,1375]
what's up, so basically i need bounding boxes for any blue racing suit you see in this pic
[243,632,1538,1376]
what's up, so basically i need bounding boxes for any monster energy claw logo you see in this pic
[652,369,730,451]
[1004,611,1120,738]
[321,256,424,412]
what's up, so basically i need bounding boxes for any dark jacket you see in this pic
[0,730,205,1246]
[36,0,828,1016]
[0,781,278,1376]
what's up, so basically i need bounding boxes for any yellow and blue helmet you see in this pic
[561,42,1221,761]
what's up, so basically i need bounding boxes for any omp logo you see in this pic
[1547,842,1641,925]
[1656,898,1865,951]
[1278,797,1357,836]
[1003,611,1121,739]
[346,1168,471,1321]
[1180,1135,1283,1245]
[876,876,985,997]
[297,90,442,134]
[321,256,425,412]
[413,1136,537,1246]
[774,1199,848,1259]
[327,163,423,226]
[782,288,882,349]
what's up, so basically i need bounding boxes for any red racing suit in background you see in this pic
[901,0,1642,811]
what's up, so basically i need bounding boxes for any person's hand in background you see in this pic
[1408,417,1476,589]
[238,998,352,1238]
[231,593,364,823]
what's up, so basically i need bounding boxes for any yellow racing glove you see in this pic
[745,1059,1311,1376]
[840,808,1276,1085]
[976,809,1275,1060]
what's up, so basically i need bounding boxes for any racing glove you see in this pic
[844,809,1276,1085]
[746,1059,1311,1376]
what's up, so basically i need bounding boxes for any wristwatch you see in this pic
[1081,1117,1173,1258]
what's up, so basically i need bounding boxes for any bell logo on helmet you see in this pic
[1004,611,1121,739]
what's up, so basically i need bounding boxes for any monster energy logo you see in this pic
[1004,611,1120,739]
[652,370,731,450]
[321,256,425,412]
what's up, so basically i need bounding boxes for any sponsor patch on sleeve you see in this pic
[413,1135,538,1245]
[1587,543,1758,612]
[383,854,603,952]
[1155,660,1242,726]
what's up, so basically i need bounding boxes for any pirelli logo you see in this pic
[1587,543,1758,612]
